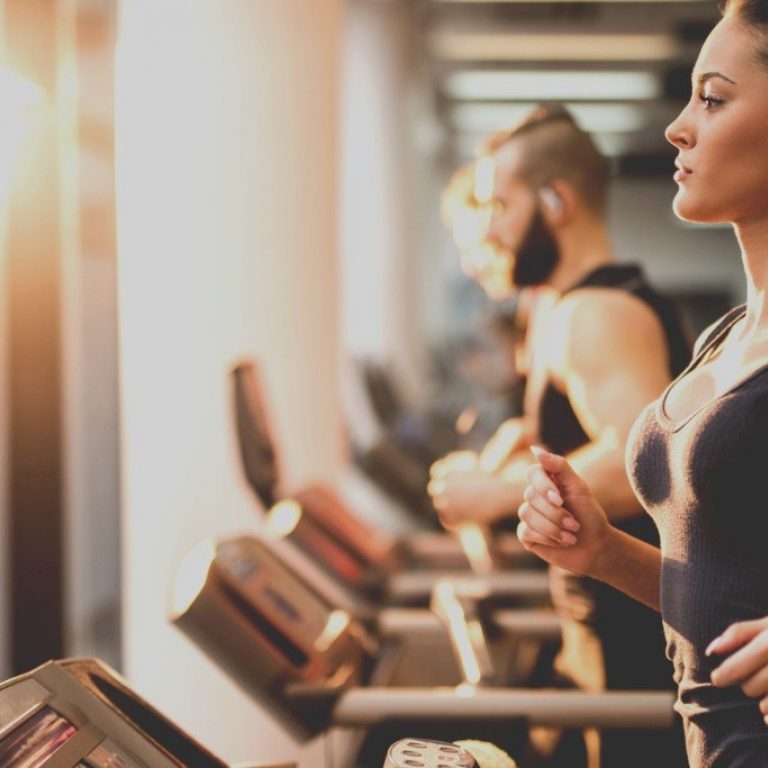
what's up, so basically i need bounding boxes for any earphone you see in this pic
[539,186,563,215]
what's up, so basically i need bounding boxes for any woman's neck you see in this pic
[734,218,768,334]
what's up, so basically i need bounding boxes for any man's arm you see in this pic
[430,288,676,526]
[549,289,673,520]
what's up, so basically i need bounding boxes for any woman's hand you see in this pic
[517,446,613,577]
[708,617,768,725]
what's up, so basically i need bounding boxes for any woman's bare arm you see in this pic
[517,448,662,611]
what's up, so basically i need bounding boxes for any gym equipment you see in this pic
[170,533,674,767]
[231,360,544,606]
[0,658,293,768]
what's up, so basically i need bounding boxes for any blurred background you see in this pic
[0,0,742,765]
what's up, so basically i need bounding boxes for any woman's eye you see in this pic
[698,92,724,110]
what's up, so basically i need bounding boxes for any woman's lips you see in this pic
[674,159,692,182]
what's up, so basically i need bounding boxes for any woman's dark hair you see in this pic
[723,0,768,67]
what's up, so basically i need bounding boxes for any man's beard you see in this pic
[510,206,560,287]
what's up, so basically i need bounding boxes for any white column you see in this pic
[115,1,343,764]
[0,0,9,677]
[340,0,427,399]
[0,146,7,683]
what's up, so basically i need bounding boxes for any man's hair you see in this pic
[480,104,610,216]
[723,0,768,69]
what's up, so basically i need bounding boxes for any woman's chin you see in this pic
[672,191,721,225]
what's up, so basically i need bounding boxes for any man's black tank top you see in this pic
[538,264,691,455]
[628,305,768,767]
[534,264,690,681]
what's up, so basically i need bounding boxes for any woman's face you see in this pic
[665,15,768,225]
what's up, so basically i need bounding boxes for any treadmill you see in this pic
[0,658,291,768]
[170,534,675,768]
[0,657,516,768]
[230,360,544,605]
[345,358,458,517]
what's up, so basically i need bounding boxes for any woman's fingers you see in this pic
[710,624,768,689]
[530,446,587,497]
[760,695,768,725]
[518,502,575,546]
[523,485,580,532]
[740,663,768,701]
[526,464,564,505]
[707,617,768,657]
[525,465,580,531]
[517,520,562,549]
[709,620,768,724]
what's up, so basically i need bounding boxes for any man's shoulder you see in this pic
[552,286,662,339]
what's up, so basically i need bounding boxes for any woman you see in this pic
[516,1,768,765]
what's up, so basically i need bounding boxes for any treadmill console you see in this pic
[231,359,402,589]
[231,361,281,510]
[171,536,376,740]
[0,658,229,767]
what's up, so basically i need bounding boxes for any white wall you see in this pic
[115,1,343,764]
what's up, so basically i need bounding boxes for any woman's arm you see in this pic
[517,447,662,611]
[592,526,662,611]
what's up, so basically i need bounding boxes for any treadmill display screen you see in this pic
[263,585,302,624]
[83,738,147,768]
[0,706,77,768]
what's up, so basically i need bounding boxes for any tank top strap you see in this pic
[560,264,642,297]
[693,304,747,361]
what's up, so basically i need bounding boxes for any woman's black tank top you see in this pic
[628,304,768,767]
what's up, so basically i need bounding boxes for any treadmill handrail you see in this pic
[386,571,550,602]
[430,581,496,687]
[326,688,675,729]
[376,608,561,642]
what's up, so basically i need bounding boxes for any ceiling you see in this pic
[419,0,721,173]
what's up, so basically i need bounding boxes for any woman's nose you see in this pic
[665,106,694,150]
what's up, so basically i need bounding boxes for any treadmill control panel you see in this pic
[171,535,376,741]
[0,659,227,767]
[216,541,328,642]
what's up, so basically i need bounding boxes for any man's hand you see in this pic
[479,416,536,472]
[709,617,768,725]
[428,452,510,527]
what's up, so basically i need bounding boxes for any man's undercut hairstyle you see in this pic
[480,104,610,216]
[723,0,768,68]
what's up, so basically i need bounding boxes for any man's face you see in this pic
[444,147,560,299]
[451,151,531,300]
[485,148,537,250]
[480,145,560,292]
